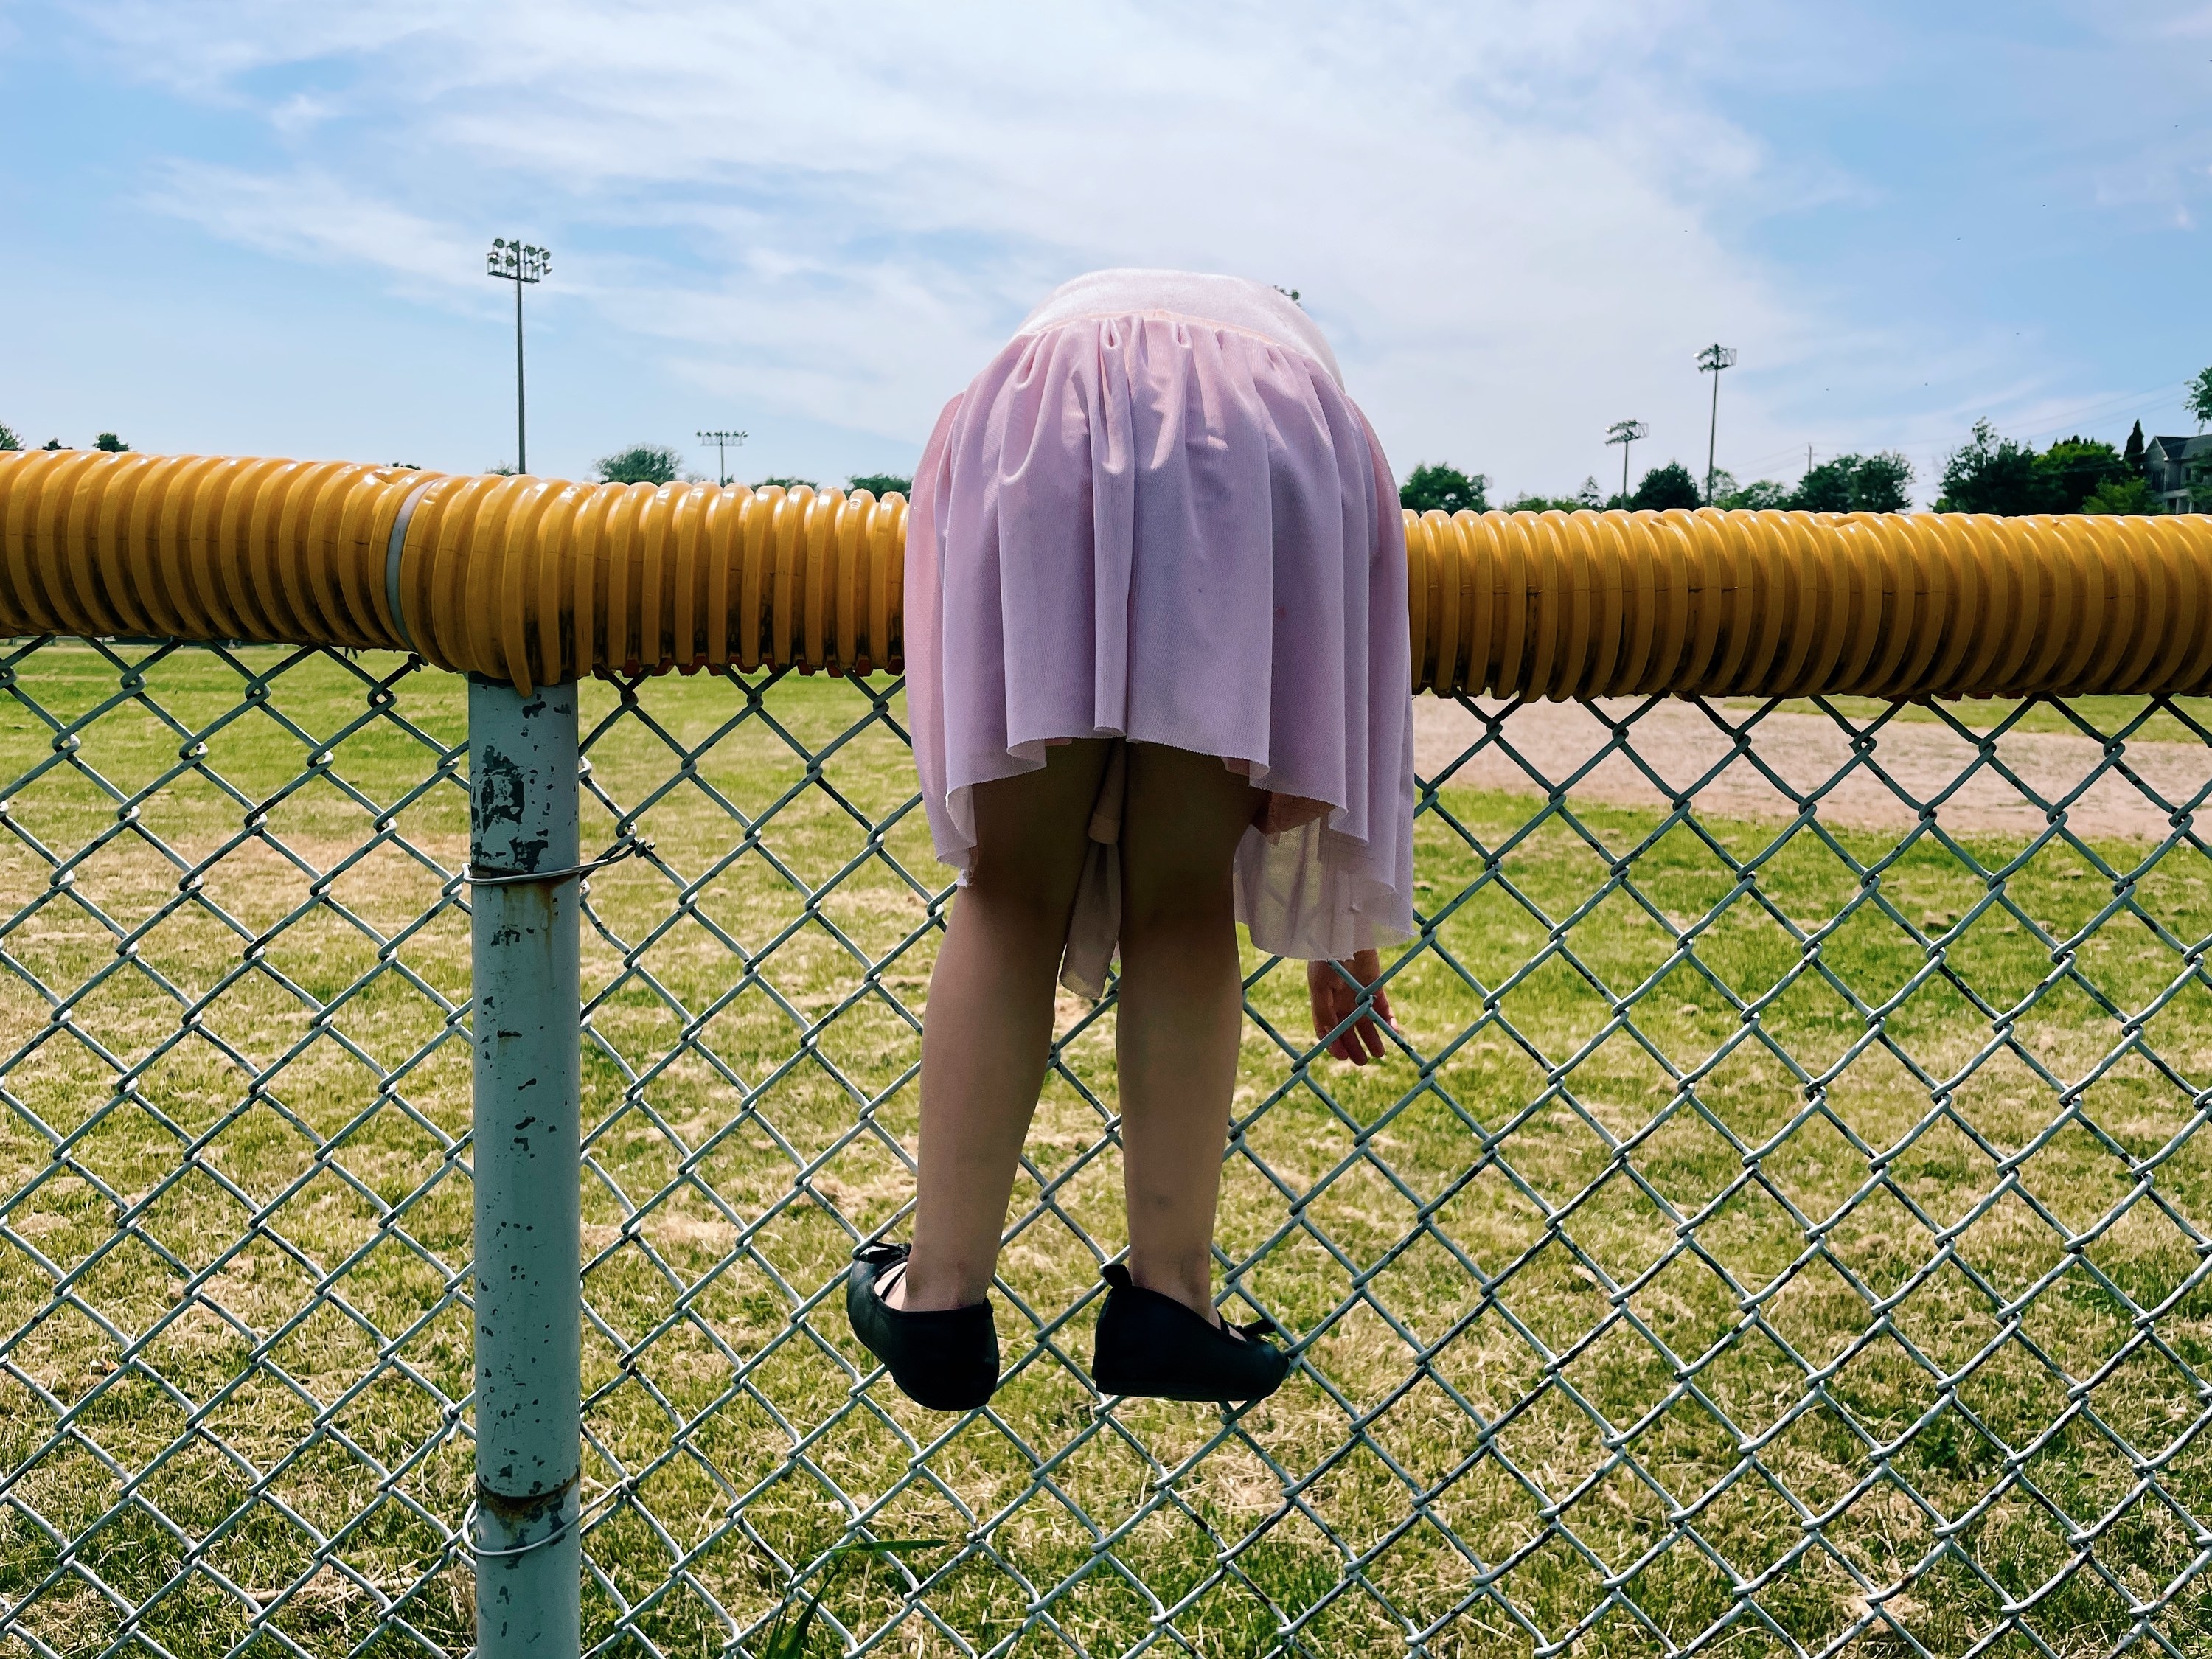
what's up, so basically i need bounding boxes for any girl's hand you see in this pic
[1307,949,1396,1066]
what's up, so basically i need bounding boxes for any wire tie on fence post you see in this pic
[463,1475,627,1561]
[462,1498,571,1561]
[467,831,653,888]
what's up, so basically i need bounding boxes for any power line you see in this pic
[2011,386,2183,446]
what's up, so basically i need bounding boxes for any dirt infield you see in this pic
[1413,697,2212,842]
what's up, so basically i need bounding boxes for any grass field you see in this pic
[0,641,2208,1659]
[1725,692,2212,745]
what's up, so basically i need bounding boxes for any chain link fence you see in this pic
[1,636,2209,1659]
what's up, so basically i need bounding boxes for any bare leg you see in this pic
[894,740,1111,1312]
[1116,744,1264,1323]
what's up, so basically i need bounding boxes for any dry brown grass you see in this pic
[0,641,2205,1658]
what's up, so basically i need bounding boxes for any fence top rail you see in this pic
[2,447,2205,701]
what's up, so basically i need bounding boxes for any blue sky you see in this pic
[3,1,2209,506]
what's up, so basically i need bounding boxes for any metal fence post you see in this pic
[468,675,582,1657]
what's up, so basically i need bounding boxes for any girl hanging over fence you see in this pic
[847,270,1416,1408]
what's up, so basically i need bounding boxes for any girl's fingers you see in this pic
[1309,960,1400,1066]
[1313,1001,1346,1062]
[1336,1003,1365,1065]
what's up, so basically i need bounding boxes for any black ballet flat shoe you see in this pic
[845,1241,999,1411]
[1089,1263,1291,1404]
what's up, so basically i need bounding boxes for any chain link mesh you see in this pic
[1,637,2208,1659]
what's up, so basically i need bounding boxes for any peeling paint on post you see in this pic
[468,675,581,1658]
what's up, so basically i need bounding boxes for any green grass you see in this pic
[0,640,2208,1658]
[1723,692,2212,744]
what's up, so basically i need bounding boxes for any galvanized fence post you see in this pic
[467,675,582,1657]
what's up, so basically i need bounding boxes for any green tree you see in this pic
[1858,456,1911,513]
[1938,423,2150,514]
[1630,461,1703,511]
[847,473,913,498]
[2082,476,2160,515]
[2189,366,2212,430]
[594,443,683,486]
[0,423,19,452]
[2124,420,2146,470]
[1793,460,1857,512]
[40,438,64,451]
[1399,462,1487,515]
[2037,436,2127,513]
[1720,479,1792,509]
[1854,452,1914,510]
[94,432,129,453]
[1790,451,1913,512]
[757,475,820,491]
[1503,478,1603,512]
[1936,420,2044,514]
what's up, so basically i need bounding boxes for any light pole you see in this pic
[1695,344,1737,506]
[697,429,748,488]
[1604,420,1649,505]
[486,238,551,474]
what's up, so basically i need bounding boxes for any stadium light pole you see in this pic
[697,429,748,488]
[486,239,552,475]
[1604,420,1649,505]
[1696,344,1737,506]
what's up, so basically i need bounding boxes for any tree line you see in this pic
[1402,451,1917,516]
[1928,422,2154,515]
[4,401,2185,524]
[0,428,916,501]
[0,426,131,454]
[1405,412,2188,519]
[592,442,909,498]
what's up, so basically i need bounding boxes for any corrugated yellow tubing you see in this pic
[6,449,2211,700]
[1403,505,2212,700]
[0,451,908,696]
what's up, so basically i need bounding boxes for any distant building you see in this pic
[2143,435,2212,512]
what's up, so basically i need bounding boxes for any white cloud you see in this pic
[148,161,479,293]
[55,0,2152,493]
[269,91,338,134]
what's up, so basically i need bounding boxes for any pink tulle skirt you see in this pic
[903,310,1415,991]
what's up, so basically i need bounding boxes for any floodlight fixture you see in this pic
[1604,419,1649,503]
[697,429,749,488]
